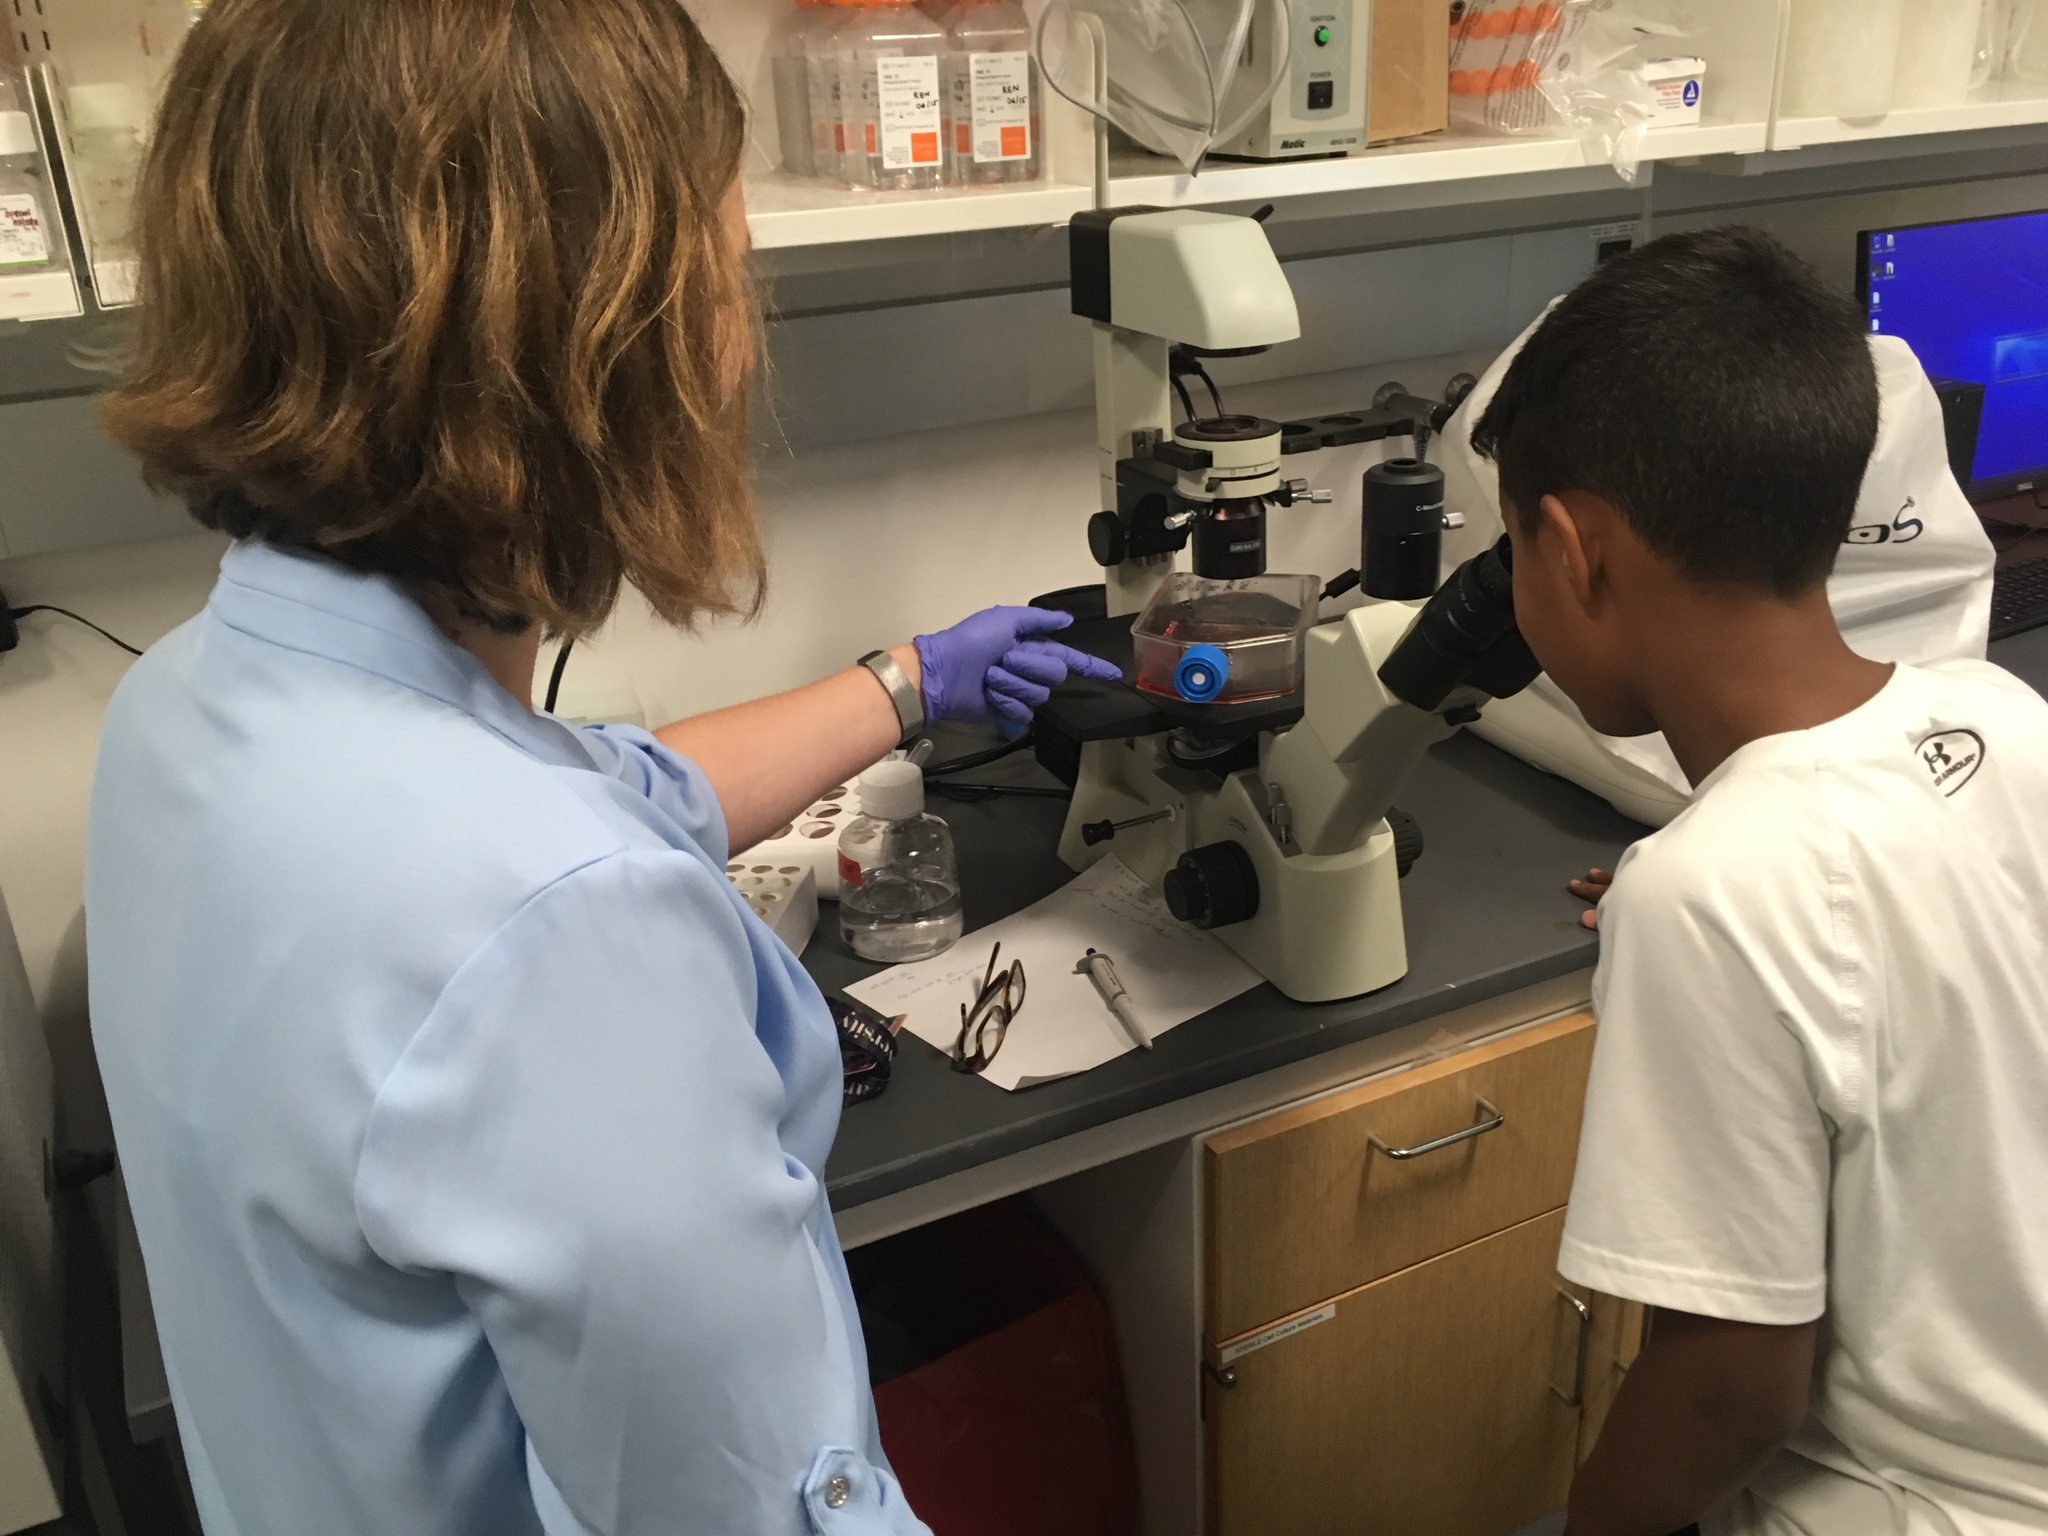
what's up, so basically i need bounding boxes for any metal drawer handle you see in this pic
[1367,1097,1505,1161]
[1552,1288,1593,1407]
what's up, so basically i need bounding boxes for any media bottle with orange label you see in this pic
[942,0,1041,185]
[842,0,949,191]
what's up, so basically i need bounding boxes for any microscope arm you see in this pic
[1262,602,1471,858]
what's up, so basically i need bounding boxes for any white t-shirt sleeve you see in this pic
[1560,844,1838,1326]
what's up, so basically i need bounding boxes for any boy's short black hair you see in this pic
[1470,226,1880,596]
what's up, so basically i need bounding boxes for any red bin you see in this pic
[852,1200,1141,1536]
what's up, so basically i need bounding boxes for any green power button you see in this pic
[1313,23,1332,44]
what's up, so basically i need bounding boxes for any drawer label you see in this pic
[1219,1303,1336,1364]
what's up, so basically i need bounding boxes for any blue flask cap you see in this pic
[1173,643,1230,703]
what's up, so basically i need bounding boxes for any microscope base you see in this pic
[1060,739,1409,1004]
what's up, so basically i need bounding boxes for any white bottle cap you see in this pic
[0,111,35,158]
[857,759,925,821]
[67,83,139,131]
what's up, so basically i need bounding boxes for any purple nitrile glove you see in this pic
[913,607,1124,739]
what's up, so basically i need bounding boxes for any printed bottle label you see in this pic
[0,193,50,267]
[969,51,1032,162]
[868,54,941,170]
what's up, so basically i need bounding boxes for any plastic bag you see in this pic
[1539,1,1696,181]
[1036,0,1288,173]
[1438,308,1996,827]
[1449,0,1583,136]
[1449,0,1696,182]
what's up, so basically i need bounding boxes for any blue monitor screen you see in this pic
[1863,209,2048,496]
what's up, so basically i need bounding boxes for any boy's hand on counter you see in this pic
[1569,867,1614,929]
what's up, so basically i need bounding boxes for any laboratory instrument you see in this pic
[838,759,964,962]
[1035,0,1293,172]
[1210,1,1370,160]
[1042,205,1539,1001]
[1859,206,2048,502]
[1075,948,1151,1050]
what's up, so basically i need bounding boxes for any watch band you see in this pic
[858,649,925,740]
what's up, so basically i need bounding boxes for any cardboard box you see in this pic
[1368,0,1450,144]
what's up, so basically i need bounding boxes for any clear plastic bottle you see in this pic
[0,79,59,277]
[838,760,963,963]
[841,0,949,192]
[943,0,1041,185]
[773,0,823,178]
[805,0,859,184]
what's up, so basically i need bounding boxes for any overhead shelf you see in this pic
[746,119,1773,250]
[1771,81,2048,152]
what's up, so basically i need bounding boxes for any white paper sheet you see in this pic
[844,856,1261,1090]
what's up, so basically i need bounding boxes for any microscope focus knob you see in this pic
[1164,842,1261,929]
[1387,807,1425,879]
[1088,511,1127,567]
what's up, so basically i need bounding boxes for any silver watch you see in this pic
[858,649,925,740]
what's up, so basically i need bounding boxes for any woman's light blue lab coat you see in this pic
[85,542,929,1536]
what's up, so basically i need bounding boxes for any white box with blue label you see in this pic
[1638,56,1705,128]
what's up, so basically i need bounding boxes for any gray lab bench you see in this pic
[812,726,1638,1240]
[814,628,2048,1246]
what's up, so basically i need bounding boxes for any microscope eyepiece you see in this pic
[1376,535,1539,712]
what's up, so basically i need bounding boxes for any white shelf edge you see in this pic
[746,175,1092,250]
[1771,92,2048,151]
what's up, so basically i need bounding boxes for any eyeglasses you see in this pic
[952,942,1026,1075]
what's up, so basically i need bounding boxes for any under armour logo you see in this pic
[1916,729,1984,796]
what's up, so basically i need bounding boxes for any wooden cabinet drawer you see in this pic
[1206,1208,1584,1536]
[1204,1011,1595,1342]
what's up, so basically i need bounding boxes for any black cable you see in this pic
[929,781,1070,803]
[543,639,573,714]
[9,605,143,657]
[1171,375,1198,425]
[923,733,1034,778]
[1321,569,1361,602]
[1191,360,1226,417]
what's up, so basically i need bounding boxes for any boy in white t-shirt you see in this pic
[1469,227,2048,1536]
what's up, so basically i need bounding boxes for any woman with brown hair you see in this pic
[81,1,1115,1531]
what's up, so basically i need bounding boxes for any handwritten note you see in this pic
[845,856,1261,1090]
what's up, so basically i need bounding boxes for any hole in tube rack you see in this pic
[772,824,795,839]
[779,866,802,875]
[727,863,744,873]
[803,825,834,838]
[762,892,782,905]
[822,787,848,799]
[752,864,773,873]
[816,805,842,817]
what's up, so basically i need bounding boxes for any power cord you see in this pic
[4,601,144,657]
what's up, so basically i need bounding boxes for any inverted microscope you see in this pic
[1035,206,1538,1002]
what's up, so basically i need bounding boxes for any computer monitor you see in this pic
[1860,208,2048,502]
